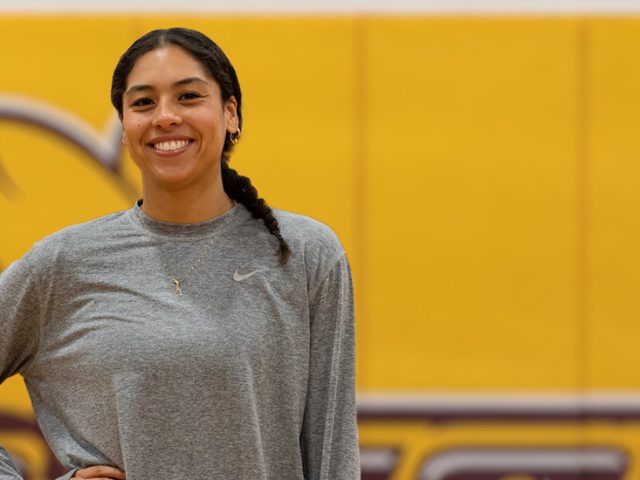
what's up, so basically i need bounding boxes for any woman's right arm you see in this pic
[0,253,125,480]
[0,252,43,479]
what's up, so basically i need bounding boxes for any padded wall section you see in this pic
[586,19,640,389]
[0,17,137,262]
[362,18,582,389]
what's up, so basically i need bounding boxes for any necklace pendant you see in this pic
[172,278,182,296]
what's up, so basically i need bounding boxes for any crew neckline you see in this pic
[128,199,247,240]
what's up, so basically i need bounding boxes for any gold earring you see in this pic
[230,128,241,145]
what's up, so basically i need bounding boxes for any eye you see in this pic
[180,92,202,101]
[131,97,154,108]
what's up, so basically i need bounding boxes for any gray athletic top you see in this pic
[0,202,359,480]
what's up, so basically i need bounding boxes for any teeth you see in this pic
[153,140,190,151]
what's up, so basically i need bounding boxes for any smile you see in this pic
[149,139,194,152]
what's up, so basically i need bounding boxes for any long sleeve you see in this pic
[0,253,43,381]
[301,253,360,480]
[0,252,43,480]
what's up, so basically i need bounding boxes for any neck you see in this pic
[140,179,235,224]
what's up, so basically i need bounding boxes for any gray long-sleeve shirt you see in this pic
[0,202,359,480]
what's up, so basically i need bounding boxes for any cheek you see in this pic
[200,110,228,137]
[122,116,143,140]
[121,123,146,167]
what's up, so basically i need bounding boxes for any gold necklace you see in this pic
[161,209,235,296]
[168,239,215,296]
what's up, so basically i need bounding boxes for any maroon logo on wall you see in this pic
[0,95,134,202]
[358,395,636,480]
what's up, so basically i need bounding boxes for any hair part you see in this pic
[111,27,290,264]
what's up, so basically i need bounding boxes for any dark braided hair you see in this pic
[111,27,290,264]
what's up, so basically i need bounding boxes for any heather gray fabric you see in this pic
[0,202,359,480]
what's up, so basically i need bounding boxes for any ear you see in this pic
[121,131,127,145]
[225,96,239,133]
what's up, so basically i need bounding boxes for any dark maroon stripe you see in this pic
[358,410,640,422]
[361,473,392,480]
[0,414,40,432]
[443,473,623,480]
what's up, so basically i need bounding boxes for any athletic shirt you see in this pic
[0,202,359,480]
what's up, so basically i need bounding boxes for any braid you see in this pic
[221,161,291,264]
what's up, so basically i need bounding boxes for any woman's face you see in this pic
[121,45,238,192]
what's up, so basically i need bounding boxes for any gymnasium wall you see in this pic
[1,10,640,480]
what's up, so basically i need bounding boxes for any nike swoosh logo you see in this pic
[233,268,270,282]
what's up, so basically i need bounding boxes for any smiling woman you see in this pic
[0,27,359,480]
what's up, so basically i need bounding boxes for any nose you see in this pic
[152,99,182,129]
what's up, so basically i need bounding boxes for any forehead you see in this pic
[127,45,214,87]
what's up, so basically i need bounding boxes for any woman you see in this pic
[0,28,359,480]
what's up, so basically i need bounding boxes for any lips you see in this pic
[148,138,194,152]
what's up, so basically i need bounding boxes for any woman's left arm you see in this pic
[301,253,360,480]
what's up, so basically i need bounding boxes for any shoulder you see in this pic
[2,209,131,291]
[271,209,348,288]
[35,209,129,248]
[26,209,131,266]
[273,209,345,261]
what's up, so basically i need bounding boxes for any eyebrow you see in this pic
[124,77,209,96]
